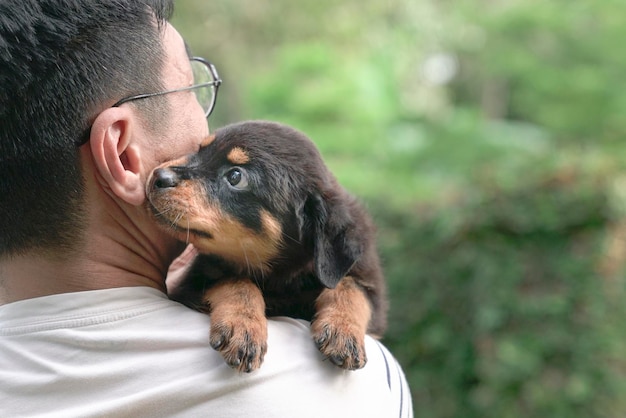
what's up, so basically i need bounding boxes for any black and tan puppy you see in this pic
[146,121,387,373]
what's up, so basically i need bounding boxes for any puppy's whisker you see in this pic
[153,206,185,234]
[282,232,300,245]
[171,211,185,231]
[186,218,190,245]
[239,241,252,276]
[249,246,268,285]
[185,203,191,245]
[239,241,264,288]
[153,207,176,220]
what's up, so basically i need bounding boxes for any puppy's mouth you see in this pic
[188,228,213,239]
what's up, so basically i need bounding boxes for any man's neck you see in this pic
[0,215,183,306]
[0,158,186,306]
[0,245,166,305]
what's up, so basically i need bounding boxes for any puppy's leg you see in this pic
[203,279,268,373]
[311,276,371,370]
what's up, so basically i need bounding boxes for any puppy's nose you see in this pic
[152,168,179,189]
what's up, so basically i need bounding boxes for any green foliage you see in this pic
[451,0,626,143]
[374,164,624,417]
[172,0,626,416]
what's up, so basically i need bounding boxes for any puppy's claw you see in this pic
[226,356,241,368]
[314,332,328,349]
[330,354,345,367]
[210,335,225,350]
[209,321,268,373]
[311,322,367,371]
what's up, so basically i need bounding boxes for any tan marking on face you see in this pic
[259,210,282,245]
[148,181,283,272]
[191,210,282,272]
[227,147,250,165]
[147,179,211,230]
[201,134,216,148]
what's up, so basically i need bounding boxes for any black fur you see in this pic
[156,120,387,337]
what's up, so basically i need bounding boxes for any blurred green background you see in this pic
[173,1,626,416]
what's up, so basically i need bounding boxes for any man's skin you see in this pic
[0,23,208,305]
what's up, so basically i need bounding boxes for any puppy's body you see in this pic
[147,121,387,372]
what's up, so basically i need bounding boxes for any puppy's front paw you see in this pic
[311,316,367,370]
[210,312,268,373]
[311,279,371,370]
[202,279,268,373]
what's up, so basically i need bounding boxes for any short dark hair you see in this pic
[0,0,174,257]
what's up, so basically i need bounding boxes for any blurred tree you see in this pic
[172,1,626,416]
[450,0,626,144]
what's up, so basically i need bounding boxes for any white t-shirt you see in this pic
[0,287,412,417]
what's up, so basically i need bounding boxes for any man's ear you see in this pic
[89,107,145,205]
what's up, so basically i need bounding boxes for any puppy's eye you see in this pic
[225,167,249,189]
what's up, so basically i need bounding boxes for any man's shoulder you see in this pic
[0,287,411,418]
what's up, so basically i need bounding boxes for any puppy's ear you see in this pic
[304,193,363,289]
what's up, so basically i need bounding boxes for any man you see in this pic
[0,1,412,417]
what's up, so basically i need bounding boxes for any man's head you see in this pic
[0,0,208,259]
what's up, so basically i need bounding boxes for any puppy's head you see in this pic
[146,120,362,286]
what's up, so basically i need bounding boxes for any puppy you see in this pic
[146,121,387,373]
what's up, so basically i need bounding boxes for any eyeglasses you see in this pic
[112,56,221,118]
[76,57,221,146]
